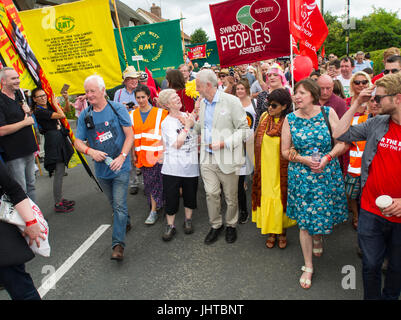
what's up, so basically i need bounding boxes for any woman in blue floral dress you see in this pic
[281,79,348,289]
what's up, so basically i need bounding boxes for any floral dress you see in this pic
[286,106,348,235]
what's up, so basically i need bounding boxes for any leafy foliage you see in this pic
[190,28,209,44]
[323,7,401,58]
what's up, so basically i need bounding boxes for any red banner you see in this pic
[188,44,207,60]
[210,0,290,67]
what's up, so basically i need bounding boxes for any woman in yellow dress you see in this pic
[252,88,296,249]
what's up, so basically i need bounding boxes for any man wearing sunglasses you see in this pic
[334,72,401,300]
[372,51,401,84]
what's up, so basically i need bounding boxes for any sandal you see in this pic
[278,234,287,249]
[299,266,313,289]
[265,234,276,249]
[313,236,323,257]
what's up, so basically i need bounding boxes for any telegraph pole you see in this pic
[346,0,350,56]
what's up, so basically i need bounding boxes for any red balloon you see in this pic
[293,55,313,82]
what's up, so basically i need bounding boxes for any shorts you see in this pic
[162,174,198,215]
[344,173,361,200]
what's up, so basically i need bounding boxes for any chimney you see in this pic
[150,3,161,18]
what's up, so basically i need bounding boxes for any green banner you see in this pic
[186,41,220,68]
[114,20,184,79]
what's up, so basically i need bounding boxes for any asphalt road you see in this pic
[1,156,365,302]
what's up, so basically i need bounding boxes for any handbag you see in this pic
[0,221,35,268]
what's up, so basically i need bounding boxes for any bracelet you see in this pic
[182,128,189,134]
[325,154,333,162]
[25,218,37,227]
[84,146,90,155]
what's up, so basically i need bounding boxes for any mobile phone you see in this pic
[60,84,70,94]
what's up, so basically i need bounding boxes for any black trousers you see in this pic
[0,264,41,300]
[238,175,247,213]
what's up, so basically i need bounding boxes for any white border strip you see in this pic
[37,224,110,299]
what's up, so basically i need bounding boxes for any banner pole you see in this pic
[287,0,295,111]
[180,12,186,63]
[112,0,129,69]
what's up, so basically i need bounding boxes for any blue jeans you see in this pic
[6,154,36,202]
[98,171,130,249]
[358,209,401,300]
[0,264,41,300]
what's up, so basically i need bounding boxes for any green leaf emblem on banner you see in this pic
[55,16,75,33]
[237,5,255,30]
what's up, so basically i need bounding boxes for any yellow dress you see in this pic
[252,122,296,234]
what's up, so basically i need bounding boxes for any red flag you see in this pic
[321,45,325,58]
[299,42,318,70]
[289,0,328,50]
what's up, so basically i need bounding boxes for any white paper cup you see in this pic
[376,195,393,217]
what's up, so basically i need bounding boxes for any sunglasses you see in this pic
[383,69,400,75]
[373,94,396,104]
[353,80,369,85]
[34,94,47,99]
[219,74,226,78]
[268,103,279,109]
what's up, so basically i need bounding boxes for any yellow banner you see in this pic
[19,0,122,95]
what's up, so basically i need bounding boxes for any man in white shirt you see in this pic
[337,57,355,98]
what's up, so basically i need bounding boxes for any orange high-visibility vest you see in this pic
[347,114,369,177]
[129,107,168,168]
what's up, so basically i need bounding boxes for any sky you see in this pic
[121,0,400,41]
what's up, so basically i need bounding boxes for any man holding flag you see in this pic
[0,67,37,202]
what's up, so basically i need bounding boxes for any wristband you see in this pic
[182,128,189,134]
[25,219,37,227]
[325,154,333,162]
[120,152,127,158]
[84,146,90,155]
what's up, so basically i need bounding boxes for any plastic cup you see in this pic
[375,195,393,217]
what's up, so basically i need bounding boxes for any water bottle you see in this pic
[104,156,120,173]
[311,147,321,163]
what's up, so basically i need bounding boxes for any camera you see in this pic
[84,106,95,129]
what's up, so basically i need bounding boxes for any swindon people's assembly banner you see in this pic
[19,0,122,94]
[210,0,291,67]
[114,20,183,79]
[186,41,220,67]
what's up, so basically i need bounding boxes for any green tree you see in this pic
[190,28,209,44]
[323,7,401,57]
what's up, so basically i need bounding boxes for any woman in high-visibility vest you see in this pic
[343,71,372,230]
[130,84,168,225]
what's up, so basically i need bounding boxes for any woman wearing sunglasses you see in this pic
[345,71,372,108]
[32,88,75,213]
[343,71,372,230]
[252,88,296,249]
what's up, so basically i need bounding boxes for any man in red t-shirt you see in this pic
[334,72,401,300]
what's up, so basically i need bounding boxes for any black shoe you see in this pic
[183,219,194,234]
[225,226,237,243]
[162,224,176,241]
[238,210,249,224]
[204,225,224,245]
[130,186,138,195]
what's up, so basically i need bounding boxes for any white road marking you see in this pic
[37,224,110,298]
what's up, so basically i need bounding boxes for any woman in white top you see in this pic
[158,89,199,241]
[234,79,256,224]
